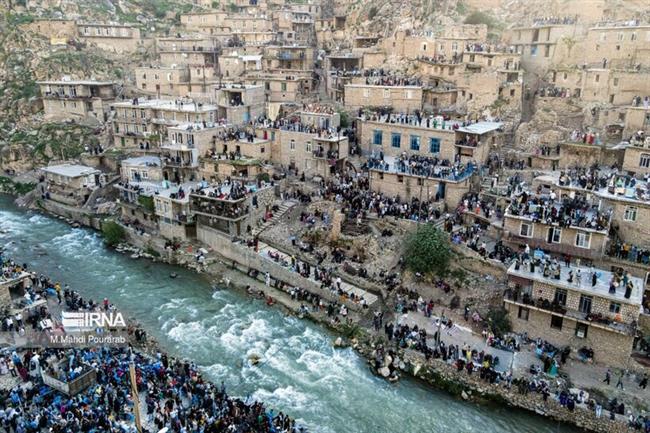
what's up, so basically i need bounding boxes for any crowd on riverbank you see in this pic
[1,346,305,433]
[0,251,307,433]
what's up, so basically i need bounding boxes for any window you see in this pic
[640,154,650,168]
[624,206,637,222]
[290,139,295,150]
[373,130,383,146]
[405,90,413,99]
[530,45,538,56]
[383,89,390,99]
[609,302,621,314]
[518,306,529,321]
[544,45,550,57]
[281,82,287,92]
[520,222,533,238]
[575,232,591,249]
[575,323,588,338]
[553,288,567,306]
[429,138,440,154]
[397,175,403,183]
[305,141,312,152]
[578,295,592,314]
[594,74,600,83]
[140,171,149,180]
[410,135,421,151]
[613,77,619,86]
[550,315,563,330]
[548,227,561,243]
[391,133,401,148]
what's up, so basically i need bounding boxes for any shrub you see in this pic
[138,195,155,213]
[338,110,350,128]
[102,221,126,247]
[486,307,512,337]
[404,224,451,276]
[368,6,378,19]
[464,11,494,27]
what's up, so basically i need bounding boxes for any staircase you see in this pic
[251,200,297,237]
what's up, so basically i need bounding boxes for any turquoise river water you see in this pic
[0,195,578,433]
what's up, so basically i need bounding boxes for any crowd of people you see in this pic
[366,153,475,182]
[536,86,577,98]
[507,193,611,231]
[322,172,444,222]
[0,346,305,433]
[360,110,485,132]
[608,241,650,265]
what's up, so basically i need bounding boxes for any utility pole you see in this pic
[129,362,143,433]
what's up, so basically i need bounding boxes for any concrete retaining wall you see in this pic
[198,225,366,311]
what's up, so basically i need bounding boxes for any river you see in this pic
[0,195,577,433]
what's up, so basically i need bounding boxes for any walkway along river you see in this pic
[0,195,578,433]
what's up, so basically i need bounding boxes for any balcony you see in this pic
[277,51,305,61]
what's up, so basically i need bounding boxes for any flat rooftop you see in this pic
[169,122,228,132]
[507,262,644,306]
[112,98,217,112]
[538,172,650,206]
[122,156,161,167]
[37,80,114,86]
[456,121,503,134]
[41,164,100,178]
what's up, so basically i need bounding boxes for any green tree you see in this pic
[464,11,494,27]
[338,110,350,128]
[404,224,451,276]
[368,6,378,19]
[486,307,512,337]
[102,220,126,247]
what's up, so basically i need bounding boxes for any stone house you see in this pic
[135,67,192,97]
[21,18,76,40]
[579,24,650,69]
[154,184,197,241]
[263,45,315,71]
[41,164,102,207]
[115,156,163,232]
[77,23,143,53]
[623,107,650,139]
[501,197,610,261]
[161,122,223,184]
[38,79,116,121]
[244,73,312,102]
[266,128,349,179]
[358,116,501,165]
[191,182,275,237]
[111,98,218,149]
[214,83,265,125]
[343,85,424,112]
[504,261,643,367]
[505,23,583,74]
[622,142,650,176]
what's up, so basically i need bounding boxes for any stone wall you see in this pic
[39,199,103,230]
[399,349,633,433]
[197,225,367,311]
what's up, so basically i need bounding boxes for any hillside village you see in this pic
[2,0,650,431]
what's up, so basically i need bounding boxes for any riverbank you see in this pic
[8,192,635,432]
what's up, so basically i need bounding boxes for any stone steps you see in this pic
[251,200,297,237]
